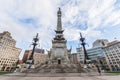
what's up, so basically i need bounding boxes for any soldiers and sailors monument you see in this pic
[49,8,71,65]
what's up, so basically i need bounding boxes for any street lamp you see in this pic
[26,33,39,69]
[79,33,89,64]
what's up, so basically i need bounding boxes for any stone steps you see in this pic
[24,64,83,73]
[21,64,96,73]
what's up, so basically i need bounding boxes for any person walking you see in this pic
[96,65,101,76]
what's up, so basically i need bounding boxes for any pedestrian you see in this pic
[96,65,101,76]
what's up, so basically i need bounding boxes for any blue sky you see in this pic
[0,0,120,59]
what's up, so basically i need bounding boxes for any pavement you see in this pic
[0,72,120,80]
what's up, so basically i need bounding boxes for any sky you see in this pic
[0,0,120,60]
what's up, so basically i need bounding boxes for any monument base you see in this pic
[21,63,84,73]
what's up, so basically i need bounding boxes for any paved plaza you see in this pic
[0,72,120,80]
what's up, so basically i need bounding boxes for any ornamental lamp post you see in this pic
[26,33,39,69]
[79,33,89,64]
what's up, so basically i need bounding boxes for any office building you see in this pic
[22,49,47,64]
[0,31,21,71]
[103,40,120,71]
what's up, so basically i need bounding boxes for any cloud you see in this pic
[60,0,120,39]
[0,0,120,59]
[0,0,60,59]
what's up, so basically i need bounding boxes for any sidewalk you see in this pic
[0,72,120,80]
[2,72,116,77]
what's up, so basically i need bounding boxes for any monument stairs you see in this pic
[22,63,85,73]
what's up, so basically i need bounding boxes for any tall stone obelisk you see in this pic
[50,8,71,64]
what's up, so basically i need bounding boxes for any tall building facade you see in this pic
[22,50,32,63]
[0,31,21,71]
[34,53,47,65]
[77,39,120,71]
[103,40,120,71]
[76,47,84,63]
[77,39,109,71]
[77,39,108,63]
[93,39,108,48]
[22,49,47,65]
[77,47,105,63]
[87,47,105,61]
[71,53,78,64]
